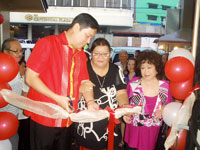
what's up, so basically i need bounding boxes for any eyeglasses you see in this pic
[119,55,128,57]
[92,52,110,58]
[6,49,24,54]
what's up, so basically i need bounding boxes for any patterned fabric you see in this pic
[127,77,172,127]
[125,74,137,83]
[125,78,172,150]
[74,62,126,149]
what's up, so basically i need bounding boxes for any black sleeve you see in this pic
[111,63,127,91]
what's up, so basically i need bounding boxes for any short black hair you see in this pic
[90,38,111,52]
[1,38,19,52]
[135,50,141,53]
[69,13,99,31]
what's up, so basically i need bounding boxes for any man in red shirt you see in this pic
[25,13,99,150]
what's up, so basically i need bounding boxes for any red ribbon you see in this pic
[184,84,200,102]
[105,106,119,150]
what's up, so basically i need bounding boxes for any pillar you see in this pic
[0,11,10,50]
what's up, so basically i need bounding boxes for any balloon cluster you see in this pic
[0,53,19,108]
[0,139,12,150]
[162,48,194,149]
[162,102,187,150]
[162,48,195,126]
[167,128,187,150]
[0,14,4,25]
[0,53,19,147]
[162,102,182,127]
[165,48,194,100]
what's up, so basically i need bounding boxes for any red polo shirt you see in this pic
[25,32,89,127]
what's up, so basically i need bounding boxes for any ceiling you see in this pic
[0,0,48,12]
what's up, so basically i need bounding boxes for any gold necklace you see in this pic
[95,74,106,92]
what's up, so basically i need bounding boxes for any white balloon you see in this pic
[168,48,195,66]
[162,102,182,127]
[0,139,12,150]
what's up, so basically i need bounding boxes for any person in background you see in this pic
[19,59,26,76]
[162,53,169,65]
[18,58,30,150]
[134,50,140,59]
[124,50,172,150]
[161,53,169,81]
[1,38,28,150]
[124,57,137,83]
[74,38,131,150]
[115,50,129,71]
[119,57,137,148]
[25,13,99,150]
[114,50,129,148]
[19,59,30,96]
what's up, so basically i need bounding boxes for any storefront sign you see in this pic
[25,14,73,23]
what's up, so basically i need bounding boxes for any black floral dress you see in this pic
[74,61,127,149]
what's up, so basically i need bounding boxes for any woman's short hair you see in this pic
[90,38,111,52]
[135,50,163,80]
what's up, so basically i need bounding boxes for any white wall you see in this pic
[10,7,133,27]
[141,37,158,49]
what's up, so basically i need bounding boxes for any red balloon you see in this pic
[0,112,19,140]
[167,128,187,150]
[165,57,194,82]
[0,14,4,24]
[0,53,19,83]
[170,79,193,100]
[0,83,12,108]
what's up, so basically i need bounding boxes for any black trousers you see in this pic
[30,119,74,150]
[18,118,30,150]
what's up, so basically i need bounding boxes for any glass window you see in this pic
[73,0,81,7]
[106,0,114,8]
[32,25,55,43]
[122,0,133,9]
[56,0,71,6]
[147,15,157,21]
[122,0,128,9]
[90,0,104,7]
[162,5,171,10]
[161,16,166,22]
[127,0,132,9]
[10,24,28,39]
[58,25,70,34]
[148,3,158,9]
[63,0,72,6]
[46,0,55,6]
[56,0,63,6]
[80,0,88,7]
[90,0,95,7]
[99,27,107,33]
[114,0,120,8]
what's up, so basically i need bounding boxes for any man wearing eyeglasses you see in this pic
[115,50,129,72]
[1,38,29,150]
[2,39,24,62]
